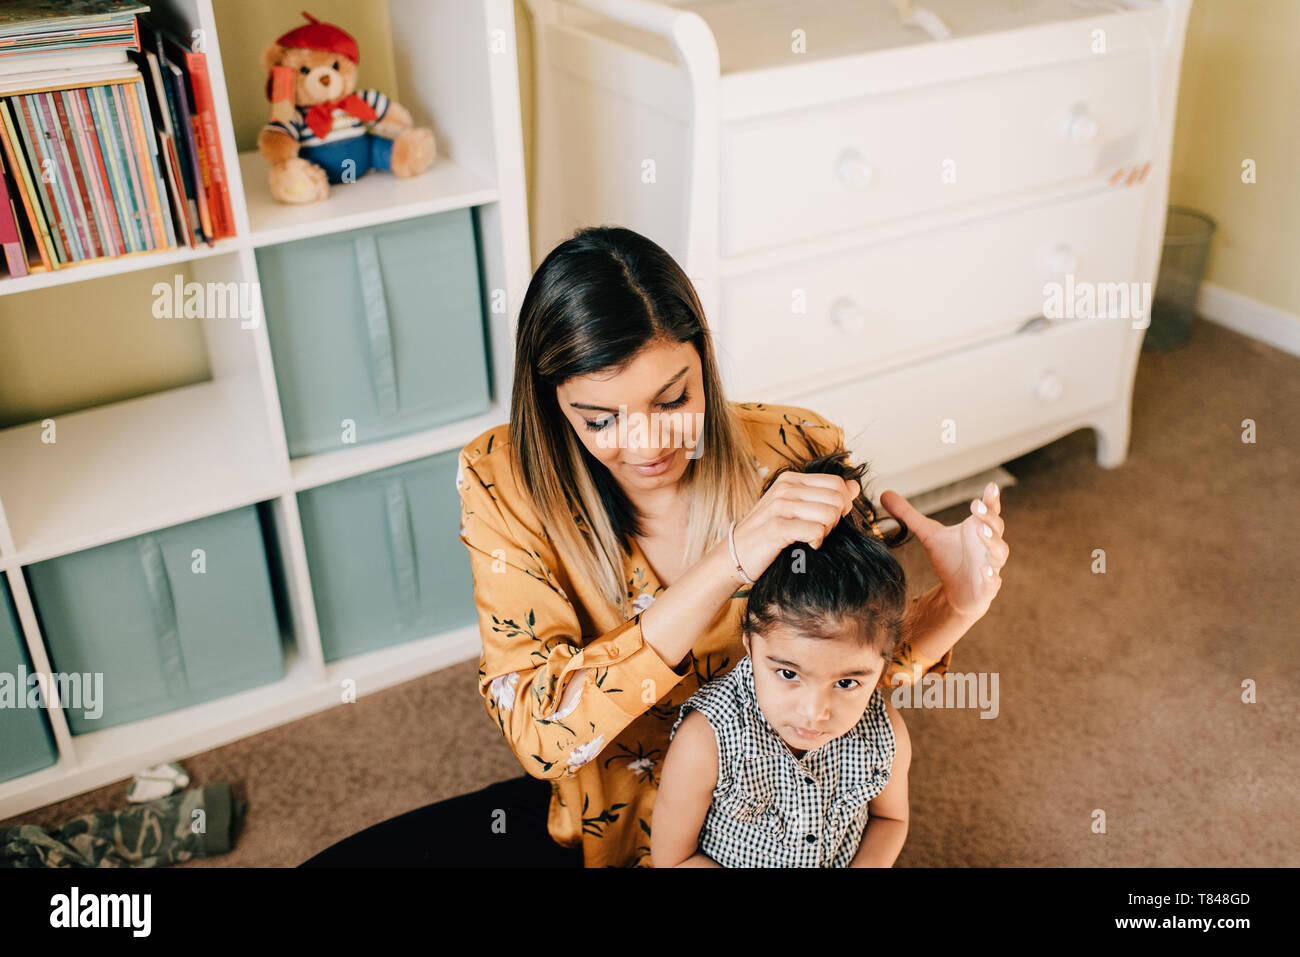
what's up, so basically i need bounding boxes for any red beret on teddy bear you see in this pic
[257,12,436,204]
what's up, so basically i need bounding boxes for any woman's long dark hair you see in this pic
[509,226,761,616]
[741,440,910,661]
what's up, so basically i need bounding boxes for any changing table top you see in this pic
[578,0,1143,75]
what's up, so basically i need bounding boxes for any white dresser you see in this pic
[523,0,1194,497]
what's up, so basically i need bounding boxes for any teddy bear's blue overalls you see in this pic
[266,88,394,184]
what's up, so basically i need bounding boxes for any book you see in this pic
[0,147,29,276]
[122,78,170,248]
[0,4,250,276]
[0,49,129,76]
[0,1,148,62]
[0,98,54,268]
[164,31,233,239]
[138,18,204,245]
[15,93,77,261]
[107,80,150,248]
[74,86,125,255]
[157,130,190,247]
[68,86,123,256]
[88,82,137,252]
[10,94,66,261]
[162,55,209,243]
[54,89,106,257]
[42,90,99,258]
[0,60,139,93]
[133,45,192,246]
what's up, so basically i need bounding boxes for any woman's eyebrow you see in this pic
[568,366,689,412]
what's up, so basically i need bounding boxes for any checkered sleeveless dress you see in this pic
[669,654,896,867]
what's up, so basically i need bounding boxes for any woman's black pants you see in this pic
[299,774,583,868]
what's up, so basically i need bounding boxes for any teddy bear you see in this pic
[256,12,436,204]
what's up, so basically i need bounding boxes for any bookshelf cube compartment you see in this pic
[0,577,59,784]
[25,504,285,735]
[297,450,474,663]
[255,208,490,458]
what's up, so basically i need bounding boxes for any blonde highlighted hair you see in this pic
[509,226,762,618]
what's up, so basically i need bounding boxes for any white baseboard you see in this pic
[1196,282,1300,358]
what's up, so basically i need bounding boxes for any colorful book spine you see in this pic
[43,91,100,259]
[121,79,167,249]
[128,79,174,248]
[158,132,191,247]
[16,94,76,261]
[107,80,152,248]
[74,86,126,257]
[0,99,54,269]
[89,83,138,253]
[6,97,64,264]
[62,89,115,258]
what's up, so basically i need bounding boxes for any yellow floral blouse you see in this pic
[455,401,952,867]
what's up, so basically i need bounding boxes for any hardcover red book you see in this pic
[183,49,235,238]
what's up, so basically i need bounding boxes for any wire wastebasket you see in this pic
[1144,206,1217,352]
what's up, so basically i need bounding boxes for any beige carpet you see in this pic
[4,319,1297,867]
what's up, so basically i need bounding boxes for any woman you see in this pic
[302,226,1008,868]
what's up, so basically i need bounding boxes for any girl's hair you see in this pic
[509,225,762,618]
[741,441,910,663]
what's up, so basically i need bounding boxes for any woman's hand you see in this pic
[730,471,861,581]
[878,481,1009,621]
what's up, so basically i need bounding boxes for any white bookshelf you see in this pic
[0,0,530,819]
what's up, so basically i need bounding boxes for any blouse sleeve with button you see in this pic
[457,445,693,780]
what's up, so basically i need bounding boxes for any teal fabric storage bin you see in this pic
[1,578,59,783]
[26,506,285,735]
[298,451,476,662]
[256,209,491,458]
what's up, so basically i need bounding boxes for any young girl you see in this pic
[651,449,912,868]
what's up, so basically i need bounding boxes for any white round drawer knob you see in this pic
[830,297,867,334]
[835,150,874,189]
[1035,371,1065,402]
[1063,105,1099,144]
[1046,245,1079,276]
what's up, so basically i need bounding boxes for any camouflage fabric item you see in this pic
[0,782,244,867]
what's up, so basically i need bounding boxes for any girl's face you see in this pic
[555,339,705,495]
[743,622,885,756]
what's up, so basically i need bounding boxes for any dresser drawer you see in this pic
[805,317,1130,479]
[720,185,1146,396]
[720,52,1152,257]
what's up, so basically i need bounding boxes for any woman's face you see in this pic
[555,339,705,495]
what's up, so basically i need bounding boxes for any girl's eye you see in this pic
[837,679,860,690]
[777,669,798,681]
[583,416,614,433]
